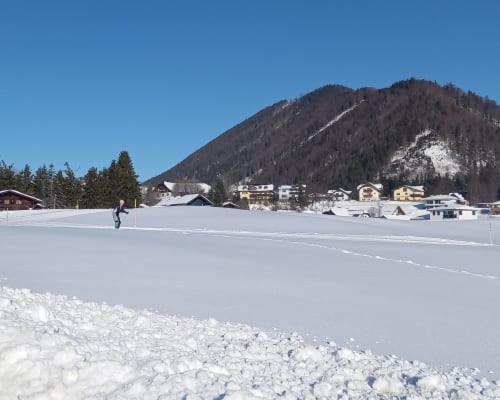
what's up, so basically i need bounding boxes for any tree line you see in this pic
[0,151,142,209]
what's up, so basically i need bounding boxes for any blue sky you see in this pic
[0,1,498,180]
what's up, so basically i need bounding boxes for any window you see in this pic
[459,211,462,215]
[16,200,22,205]
[472,211,476,216]
[3,200,9,205]
[432,211,436,216]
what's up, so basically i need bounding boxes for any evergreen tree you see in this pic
[209,179,227,206]
[15,164,34,194]
[61,162,82,208]
[81,167,102,208]
[297,185,308,209]
[109,151,142,207]
[47,164,57,208]
[0,161,16,190]
[33,165,50,204]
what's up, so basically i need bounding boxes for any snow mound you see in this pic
[1,286,498,399]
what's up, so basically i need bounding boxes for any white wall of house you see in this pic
[358,186,381,201]
[429,208,479,220]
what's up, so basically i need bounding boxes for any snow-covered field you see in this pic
[2,286,499,399]
[1,207,500,398]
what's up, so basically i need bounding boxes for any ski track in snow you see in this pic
[7,221,500,282]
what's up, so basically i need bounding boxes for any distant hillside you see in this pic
[145,79,500,202]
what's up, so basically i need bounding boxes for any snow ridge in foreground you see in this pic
[0,287,497,400]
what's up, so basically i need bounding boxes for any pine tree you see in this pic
[33,165,50,205]
[61,162,82,208]
[209,179,227,206]
[81,167,102,208]
[110,151,142,208]
[15,164,34,194]
[0,161,16,190]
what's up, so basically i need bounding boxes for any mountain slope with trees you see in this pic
[145,79,500,202]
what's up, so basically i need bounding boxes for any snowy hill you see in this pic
[1,207,500,397]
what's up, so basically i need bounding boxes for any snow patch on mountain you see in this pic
[387,129,461,178]
[1,286,499,399]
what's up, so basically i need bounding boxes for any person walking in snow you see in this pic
[112,199,129,229]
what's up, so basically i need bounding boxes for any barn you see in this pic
[0,190,44,210]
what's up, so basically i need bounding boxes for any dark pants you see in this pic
[113,212,121,228]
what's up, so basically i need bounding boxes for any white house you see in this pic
[422,193,466,209]
[327,188,352,201]
[278,185,306,201]
[429,205,479,221]
[357,183,383,202]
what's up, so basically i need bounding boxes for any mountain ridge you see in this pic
[145,79,500,201]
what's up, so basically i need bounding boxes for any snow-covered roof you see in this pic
[238,184,274,192]
[155,194,213,207]
[222,201,241,208]
[161,181,211,194]
[398,185,424,192]
[0,189,43,203]
[357,183,383,191]
[328,188,352,195]
[422,194,457,201]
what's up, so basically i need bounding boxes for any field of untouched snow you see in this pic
[1,207,500,391]
[1,286,499,399]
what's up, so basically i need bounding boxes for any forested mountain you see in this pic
[145,79,500,202]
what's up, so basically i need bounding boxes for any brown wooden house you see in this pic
[0,190,44,211]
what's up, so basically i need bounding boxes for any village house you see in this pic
[357,183,383,202]
[0,190,44,211]
[278,185,306,201]
[152,181,211,198]
[327,188,352,201]
[237,184,274,205]
[422,193,466,209]
[155,193,213,207]
[393,185,425,201]
[429,205,479,221]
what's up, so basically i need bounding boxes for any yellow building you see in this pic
[393,185,425,201]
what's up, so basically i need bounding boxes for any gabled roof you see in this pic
[396,185,424,192]
[0,189,43,203]
[357,182,383,191]
[155,194,213,207]
[328,188,352,195]
[422,194,457,201]
[161,181,211,194]
[222,201,241,208]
